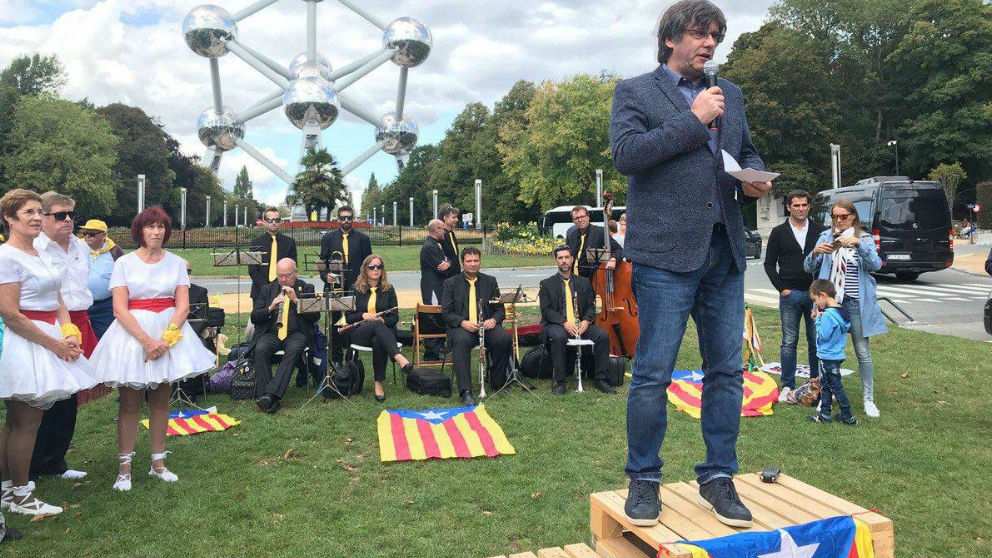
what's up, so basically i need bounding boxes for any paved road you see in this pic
[195,246,992,342]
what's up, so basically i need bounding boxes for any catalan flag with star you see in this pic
[667,369,779,419]
[667,515,875,558]
[377,404,516,462]
[141,409,241,436]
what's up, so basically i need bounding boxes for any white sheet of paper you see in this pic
[721,149,780,183]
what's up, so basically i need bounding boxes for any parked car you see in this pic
[813,176,953,281]
[985,290,992,336]
[745,229,762,259]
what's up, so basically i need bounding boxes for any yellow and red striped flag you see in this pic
[377,404,516,462]
[141,409,241,436]
[667,369,779,419]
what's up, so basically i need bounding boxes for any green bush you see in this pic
[977,182,992,229]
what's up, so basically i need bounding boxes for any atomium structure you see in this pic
[183,0,432,183]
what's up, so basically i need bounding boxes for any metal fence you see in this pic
[107,224,488,250]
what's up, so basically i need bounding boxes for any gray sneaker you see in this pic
[624,480,660,526]
[697,477,753,528]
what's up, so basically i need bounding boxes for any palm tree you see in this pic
[287,147,347,220]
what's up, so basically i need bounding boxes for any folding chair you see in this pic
[413,303,449,373]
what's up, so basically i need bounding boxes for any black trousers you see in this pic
[545,323,609,383]
[447,326,511,394]
[254,331,308,400]
[30,394,77,478]
[349,321,401,382]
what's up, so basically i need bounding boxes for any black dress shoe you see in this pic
[256,395,273,412]
[595,380,618,394]
[401,363,414,375]
[266,399,281,414]
[551,382,566,395]
[460,391,477,406]
[375,393,386,402]
[1,526,23,542]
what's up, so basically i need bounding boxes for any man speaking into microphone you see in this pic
[610,0,773,529]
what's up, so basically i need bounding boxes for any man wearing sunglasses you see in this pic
[763,190,825,401]
[30,192,97,482]
[319,206,372,363]
[610,0,773,530]
[248,207,297,303]
[81,219,124,339]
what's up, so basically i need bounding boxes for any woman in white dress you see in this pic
[89,207,214,491]
[0,189,97,516]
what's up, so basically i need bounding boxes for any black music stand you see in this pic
[300,291,358,408]
[491,286,541,399]
[211,247,265,345]
[170,301,211,410]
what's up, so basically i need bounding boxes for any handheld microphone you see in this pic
[703,60,720,131]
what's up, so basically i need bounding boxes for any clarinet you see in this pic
[573,284,584,393]
[478,296,487,399]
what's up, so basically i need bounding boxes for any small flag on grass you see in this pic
[668,369,778,419]
[141,408,241,436]
[669,515,875,558]
[377,404,515,462]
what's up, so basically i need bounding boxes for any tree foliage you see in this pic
[0,54,65,96]
[288,147,347,220]
[928,162,967,211]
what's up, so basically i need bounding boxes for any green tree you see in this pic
[233,165,255,201]
[288,147,347,220]
[928,162,967,212]
[382,144,441,226]
[500,74,624,210]
[427,102,490,218]
[0,95,118,217]
[0,53,65,96]
[360,172,382,219]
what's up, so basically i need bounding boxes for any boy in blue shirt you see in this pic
[807,279,857,425]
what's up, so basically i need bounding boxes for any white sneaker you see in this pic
[864,400,880,418]
[778,386,792,403]
[60,469,87,480]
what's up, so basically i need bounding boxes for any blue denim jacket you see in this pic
[803,230,887,337]
[88,248,116,301]
[815,306,850,360]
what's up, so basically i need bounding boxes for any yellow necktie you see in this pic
[449,232,457,256]
[367,286,377,314]
[277,290,290,340]
[564,278,576,324]
[574,234,586,275]
[467,277,478,323]
[268,235,278,282]
[342,232,350,264]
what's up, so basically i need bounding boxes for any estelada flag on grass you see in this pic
[141,409,241,436]
[667,369,778,419]
[377,404,515,462]
[671,515,875,558]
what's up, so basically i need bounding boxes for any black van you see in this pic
[812,177,953,281]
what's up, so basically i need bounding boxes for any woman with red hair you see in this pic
[90,207,214,491]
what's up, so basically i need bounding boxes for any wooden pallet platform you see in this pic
[590,473,894,558]
[490,542,602,558]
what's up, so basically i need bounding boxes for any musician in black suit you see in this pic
[184,260,216,354]
[539,246,616,395]
[439,204,461,277]
[565,206,622,279]
[319,206,371,292]
[250,258,319,414]
[420,219,451,304]
[345,255,415,402]
[248,207,298,302]
[441,247,512,406]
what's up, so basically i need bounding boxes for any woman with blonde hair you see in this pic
[804,199,886,418]
[345,255,414,401]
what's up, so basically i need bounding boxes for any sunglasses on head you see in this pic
[45,211,77,221]
[367,263,383,270]
[265,217,281,223]
[339,215,354,221]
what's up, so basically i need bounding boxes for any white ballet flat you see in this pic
[1,480,33,511]
[8,486,62,516]
[148,452,178,483]
[113,452,135,492]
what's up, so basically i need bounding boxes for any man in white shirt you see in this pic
[30,192,97,481]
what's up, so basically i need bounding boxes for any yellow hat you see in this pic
[79,219,108,233]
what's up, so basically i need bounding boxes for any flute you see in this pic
[337,307,397,333]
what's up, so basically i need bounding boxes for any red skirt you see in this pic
[69,310,110,405]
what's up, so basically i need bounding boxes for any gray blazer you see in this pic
[610,65,765,273]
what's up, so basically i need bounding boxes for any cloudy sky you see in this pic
[0,0,775,211]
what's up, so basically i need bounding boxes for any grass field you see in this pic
[3,306,990,557]
[177,245,550,276]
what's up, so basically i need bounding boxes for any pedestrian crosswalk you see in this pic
[745,282,992,308]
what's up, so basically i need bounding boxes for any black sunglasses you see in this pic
[45,211,77,221]
[81,231,104,237]
[264,217,281,223]
[338,215,354,221]
[366,264,383,270]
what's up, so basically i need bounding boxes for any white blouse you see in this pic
[0,243,62,311]
[34,232,93,311]
[110,251,190,300]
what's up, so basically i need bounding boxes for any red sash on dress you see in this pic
[21,310,57,324]
[129,298,176,312]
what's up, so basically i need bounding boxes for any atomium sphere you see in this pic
[382,17,432,67]
[289,53,334,81]
[375,112,419,155]
[183,5,238,58]
[283,77,340,130]
[196,107,244,151]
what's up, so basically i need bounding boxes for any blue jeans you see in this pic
[779,290,818,388]
[626,229,744,484]
[841,298,875,402]
[816,359,852,420]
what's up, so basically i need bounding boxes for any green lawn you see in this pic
[4,306,990,557]
[177,246,551,276]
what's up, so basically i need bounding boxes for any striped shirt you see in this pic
[843,250,860,299]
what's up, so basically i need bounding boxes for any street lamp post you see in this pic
[137,174,146,214]
[180,187,187,230]
[381,204,385,226]
[409,197,414,227]
[223,199,228,227]
[474,179,482,230]
[830,144,842,189]
[393,201,397,227]
[205,195,211,227]
[234,204,239,227]
[596,169,603,207]
[887,140,899,176]
[432,189,438,219]
[373,207,377,227]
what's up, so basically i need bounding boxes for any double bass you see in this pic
[591,192,639,358]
